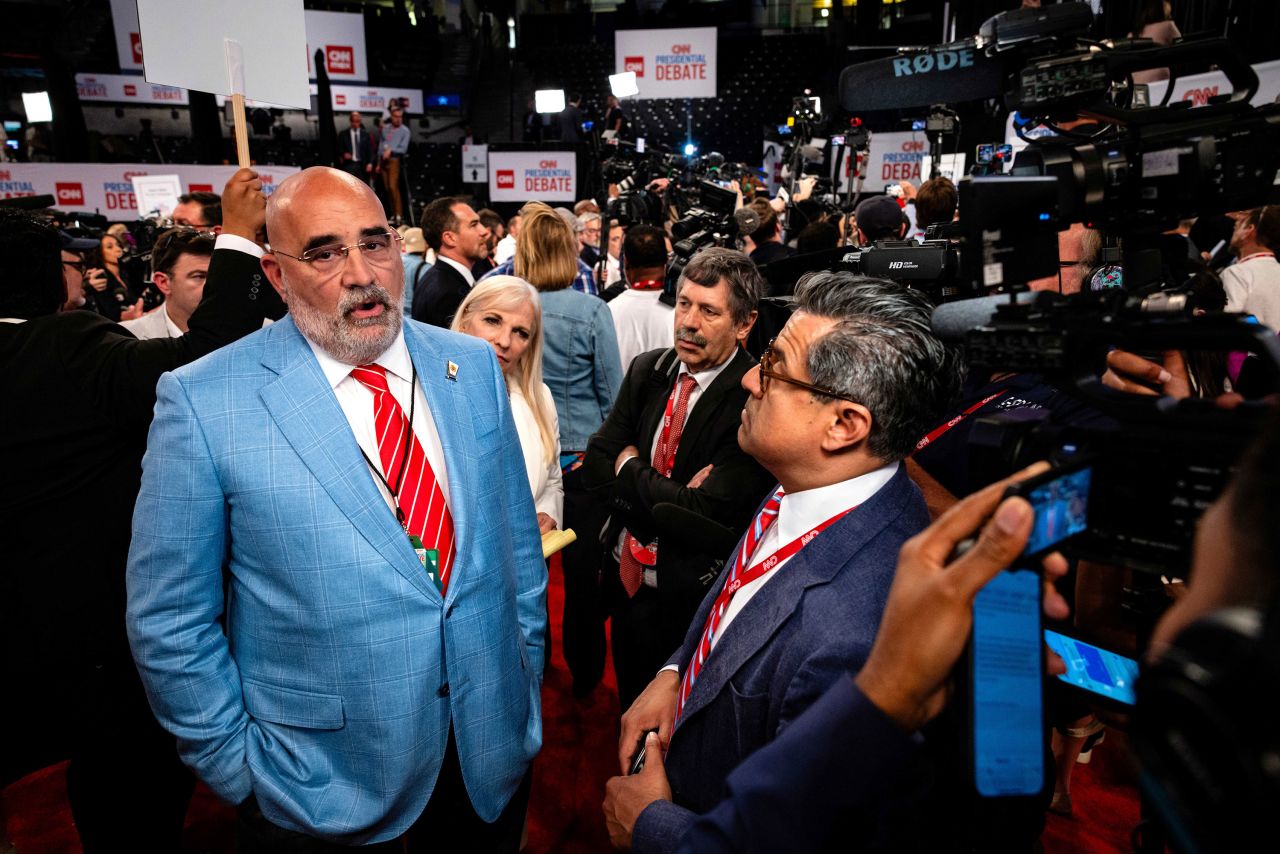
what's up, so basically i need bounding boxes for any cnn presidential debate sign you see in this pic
[615,28,717,99]
[488,152,577,203]
[0,163,299,216]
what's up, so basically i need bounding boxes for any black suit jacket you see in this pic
[0,247,271,781]
[411,259,473,328]
[582,347,774,597]
[338,126,375,164]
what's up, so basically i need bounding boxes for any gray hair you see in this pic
[679,246,765,326]
[792,272,965,462]
[579,211,602,227]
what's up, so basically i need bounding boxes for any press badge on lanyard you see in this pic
[629,382,686,567]
[409,534,443,592]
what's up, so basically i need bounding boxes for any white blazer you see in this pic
[509,382,564,528]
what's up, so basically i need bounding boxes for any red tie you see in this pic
[350,364,456,593]
[619,373,698,597]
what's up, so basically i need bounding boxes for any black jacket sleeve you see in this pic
[67,246,272,431]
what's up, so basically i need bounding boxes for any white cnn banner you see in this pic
[305,10,370,82]
[615,27,717,99]
[329,86,423,115]
[488,151,576,203]
[0,163,300,216]
[834,131,928,191]
[77,73,188,105]
[110,1,367,83]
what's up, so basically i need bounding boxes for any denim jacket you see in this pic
[539,288,623,451]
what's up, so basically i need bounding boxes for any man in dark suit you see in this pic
[338,111,375,184]
[0,169,276,852]
[605,273,965,852]
[583,248,775,708]
[411,195,489,328]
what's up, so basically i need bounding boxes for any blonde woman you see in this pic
[452,275,563,533]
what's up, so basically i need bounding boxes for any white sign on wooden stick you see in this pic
[135,0,310,110]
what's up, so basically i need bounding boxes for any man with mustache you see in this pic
[125,167,546,851]
[583,248,775,708]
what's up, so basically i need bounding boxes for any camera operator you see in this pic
[744,198,794,266]
[0,168,274,851]
[910,177,958,241]
[853,195,908,246]
[608,405,1280,852]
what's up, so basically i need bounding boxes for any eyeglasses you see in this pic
[271,231,403,274]
[62,259,87,275]
[758,337,859,404]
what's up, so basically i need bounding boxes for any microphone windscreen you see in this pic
[930,291,1039,342]
[734,206,762,235]
[839,44,1005,112]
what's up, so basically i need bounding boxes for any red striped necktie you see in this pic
[350,364,456,593]
[675,486,784,722]
[619,373,698,597]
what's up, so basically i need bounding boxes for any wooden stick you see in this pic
[232,93,250,168]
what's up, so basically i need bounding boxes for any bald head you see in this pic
[267,167,386,248]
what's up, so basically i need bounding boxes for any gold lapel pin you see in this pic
[446,361,459,381]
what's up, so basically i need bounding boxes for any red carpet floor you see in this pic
[2,558,1138,853]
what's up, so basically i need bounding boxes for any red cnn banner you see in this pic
[56,183,85,206]
[496,170,515,189]
[130,32,144,64]
[326,45,354,74]
[624,57,644,77]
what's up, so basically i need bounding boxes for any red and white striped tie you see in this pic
[351,364,456,592]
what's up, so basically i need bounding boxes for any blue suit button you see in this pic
[446,604,455,618]
[438,682,450,697]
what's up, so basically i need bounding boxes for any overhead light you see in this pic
[535,89,565,114]
[23,91,52,123]
[609,71,639,98]
[821,8,829,16]
[683,143,698,157]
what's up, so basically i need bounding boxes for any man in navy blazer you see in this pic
[126,168,546,850]
[606,273,964,853]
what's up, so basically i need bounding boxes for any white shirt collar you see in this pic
[162,305,185,338]
[437,255,476,286]
[678,347,737,391]
[305,328,412,389]
[774,461,900,545]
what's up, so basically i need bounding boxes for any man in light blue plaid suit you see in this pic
[126,167,546,850]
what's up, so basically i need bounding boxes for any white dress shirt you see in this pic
[663,461,899,675]
[305,329,451,514]
[436,254,476,288]
[494,234,517,265]
[510,382,564,527]
[609,287,675,371]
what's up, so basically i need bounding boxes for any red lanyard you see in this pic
[629,278,664,291]
[724,507,853,598]
[914,390,1008,453]
[1237,252,1276,264]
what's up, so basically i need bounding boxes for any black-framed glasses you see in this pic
[759,337,859,404]
[62,258,87,275]
[270,231,403,274]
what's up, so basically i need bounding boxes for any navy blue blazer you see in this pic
[675,678,918,854]
[633,464,929,853]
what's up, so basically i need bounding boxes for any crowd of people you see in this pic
[2,136,1278,854]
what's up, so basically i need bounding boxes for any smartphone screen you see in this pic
[636,137,646,153]
[972,567,1045,797]
[1023,467,1091,556]
[976,143,995,164]
[1044,629,1138,706]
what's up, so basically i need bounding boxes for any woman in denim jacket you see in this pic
[515,204,623,697]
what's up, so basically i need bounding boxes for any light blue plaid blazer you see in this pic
[126,316,546,844]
